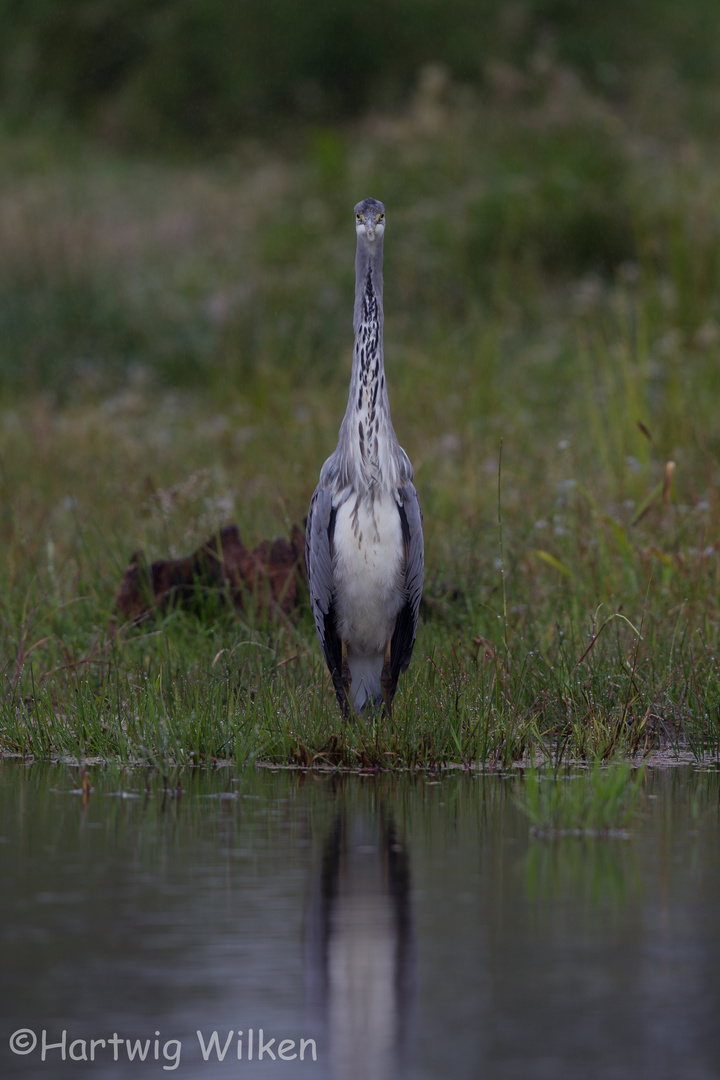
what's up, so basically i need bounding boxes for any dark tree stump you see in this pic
[114,523,307,625]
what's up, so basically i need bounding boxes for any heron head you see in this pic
[355,197,385,243]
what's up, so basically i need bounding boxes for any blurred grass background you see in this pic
[1,0,720,765]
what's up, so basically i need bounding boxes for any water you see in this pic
[1,761,720,1079]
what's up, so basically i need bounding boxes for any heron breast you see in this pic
[333,491,404,652]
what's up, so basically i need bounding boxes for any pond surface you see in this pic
[1,761,720,1079]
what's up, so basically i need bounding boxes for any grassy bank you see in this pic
[1,62,720,769]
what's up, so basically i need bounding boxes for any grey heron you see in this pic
[306,198,424,717]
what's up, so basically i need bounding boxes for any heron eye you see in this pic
[377,213,385,221]
[356,213,364,222]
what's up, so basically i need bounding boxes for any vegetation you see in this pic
[3,0,720,147]
[1,3,720,770]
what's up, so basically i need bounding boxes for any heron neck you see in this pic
[353,237,384,333]
[338,236,400,488]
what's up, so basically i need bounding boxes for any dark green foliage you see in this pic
[0,0,484,143]
[463,126,636,283]
[2,0,720,145]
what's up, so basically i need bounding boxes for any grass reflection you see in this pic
[525,833,642,914]
[517,761,645,837]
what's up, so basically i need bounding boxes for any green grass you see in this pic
[2,55,720,770]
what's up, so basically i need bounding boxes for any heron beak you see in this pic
[365,221,377,241]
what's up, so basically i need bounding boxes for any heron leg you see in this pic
[381,637,393,717]
[341,640,352,718]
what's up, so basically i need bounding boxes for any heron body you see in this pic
[306,198,423,716]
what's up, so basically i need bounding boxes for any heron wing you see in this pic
[306,484,345,705]
[390,481,424,692]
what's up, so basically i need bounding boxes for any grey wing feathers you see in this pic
[390,481,424,691]
[306,485,344,699]
[306,485,334,637]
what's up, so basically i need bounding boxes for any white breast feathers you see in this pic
[332,489,404,655]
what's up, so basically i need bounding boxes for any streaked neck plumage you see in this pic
[336,230,404,492]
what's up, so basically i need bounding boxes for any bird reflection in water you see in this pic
[305,795,415,1080]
